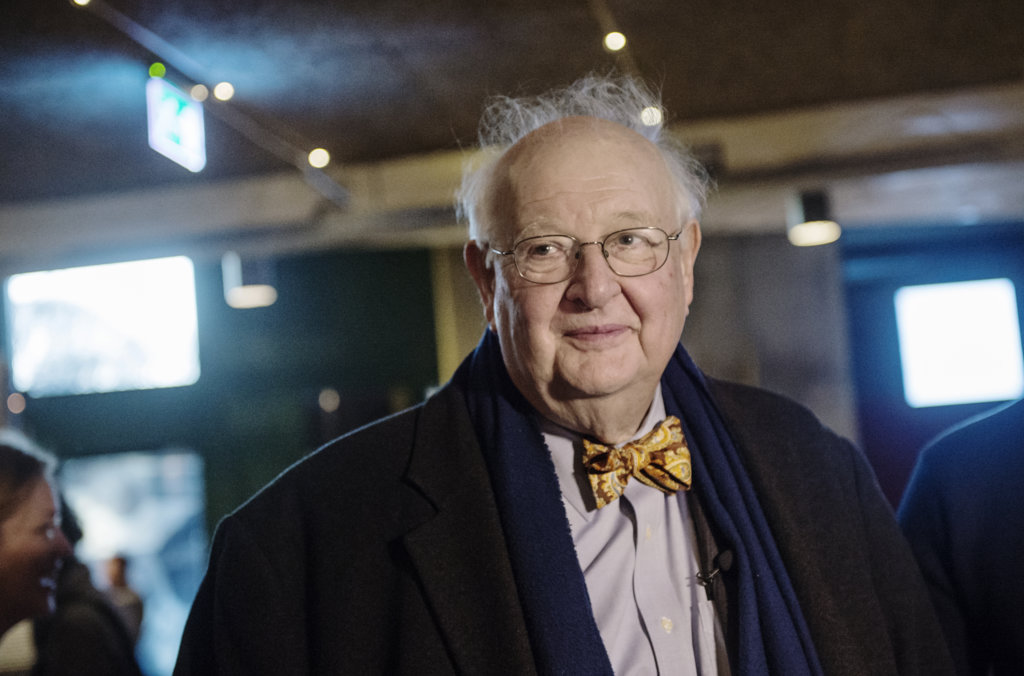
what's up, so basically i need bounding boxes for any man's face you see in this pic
[0,478,71,625]
[467,117,700,431]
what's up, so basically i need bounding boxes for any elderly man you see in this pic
[174,76,952,675]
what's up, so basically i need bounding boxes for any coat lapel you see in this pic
[401,387,537,675]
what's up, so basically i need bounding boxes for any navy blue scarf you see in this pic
[453,331,822,675]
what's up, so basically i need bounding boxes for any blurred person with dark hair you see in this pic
[0,431,72,639]
[31,500,143,676]
[104,555,144,644]
[899,398,1024,676]
[0,430,142,676]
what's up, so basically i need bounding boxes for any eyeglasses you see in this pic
[491,227,681,284]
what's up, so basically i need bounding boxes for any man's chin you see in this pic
[550,371,643,402]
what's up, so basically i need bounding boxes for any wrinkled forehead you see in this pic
[489,117,676,232]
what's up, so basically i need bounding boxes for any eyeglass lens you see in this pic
[513,228,670,283]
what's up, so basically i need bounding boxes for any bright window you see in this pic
[4,256,201,397]
[895,278,1024,407]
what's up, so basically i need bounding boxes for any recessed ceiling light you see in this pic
[213,82,235,101]
[308,148,331,168]
[603,31,627,52]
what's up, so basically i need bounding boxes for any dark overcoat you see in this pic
[174,378,952,675]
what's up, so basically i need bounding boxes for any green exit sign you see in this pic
[146,77,206,172]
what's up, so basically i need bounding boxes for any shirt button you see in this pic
[661,616,673,634]
[645,524,653,541]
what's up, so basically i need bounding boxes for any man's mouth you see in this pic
[564,324,629,339]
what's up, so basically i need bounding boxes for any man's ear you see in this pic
[679,219,701,307]
[464,240,497,329]
[683,219,701,265]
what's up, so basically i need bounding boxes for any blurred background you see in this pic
[2,0,1023,673]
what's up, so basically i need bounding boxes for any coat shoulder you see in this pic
[707,378,833,440]
[223,383,471,535]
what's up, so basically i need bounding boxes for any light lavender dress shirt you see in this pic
[541,387,722,675]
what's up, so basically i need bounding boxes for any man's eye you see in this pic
[525,241,565,257]
[611,231,658,250]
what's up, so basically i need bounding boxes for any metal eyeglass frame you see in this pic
[490,226,681,284]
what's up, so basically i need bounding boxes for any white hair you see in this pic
[455,74,711,244]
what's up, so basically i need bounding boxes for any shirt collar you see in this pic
[541,385,667,521]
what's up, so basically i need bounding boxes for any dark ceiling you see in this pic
[3,0,1022,204]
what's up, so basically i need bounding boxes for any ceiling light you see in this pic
[640,106,663,127]
[788,220,842,247]
[603,31,627,52]
[222,251,277,309]
[308,148,330,169]
[190,84,209,102]
[148,62,166,78]
[70,0,91,6]
[786,189,842,246]
[213,82,235,101]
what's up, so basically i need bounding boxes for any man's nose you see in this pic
[565,242,619,306]
[572,242,613,275]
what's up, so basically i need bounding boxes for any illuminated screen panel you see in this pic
[4,256,201,397]
[895,278,1024,408]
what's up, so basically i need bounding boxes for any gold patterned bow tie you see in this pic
[581,416,692,508]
